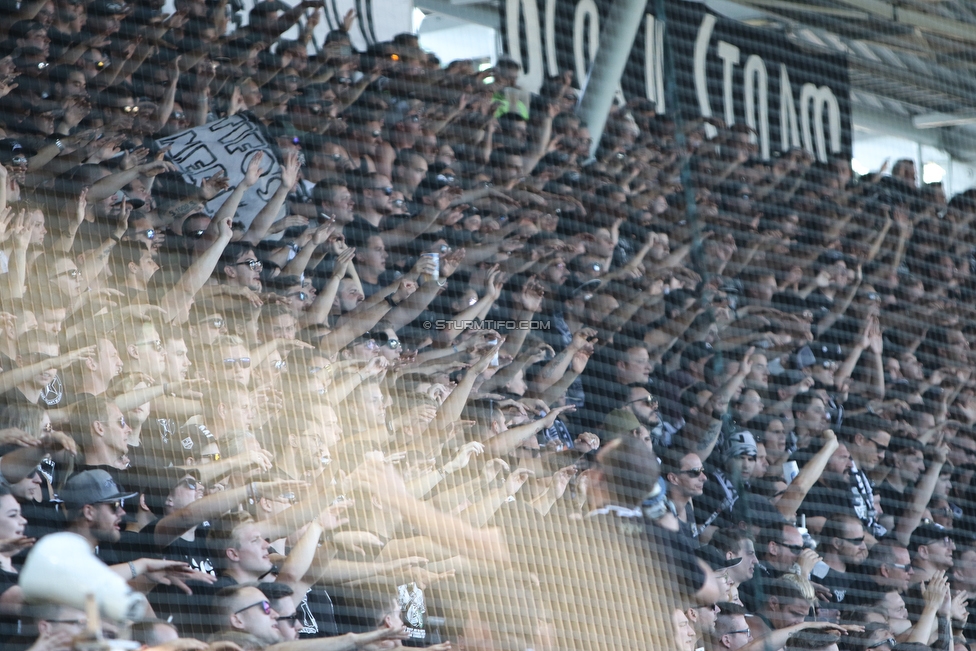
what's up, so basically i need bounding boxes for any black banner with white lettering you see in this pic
[500,0,851,163]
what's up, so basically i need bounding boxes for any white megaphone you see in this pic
[19,532,148,622]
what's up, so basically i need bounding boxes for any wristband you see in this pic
[128,561,138,579]
[385,295,399,308]
[54,138,65,152]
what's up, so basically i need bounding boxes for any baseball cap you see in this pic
[87,0,128,15]
[62,469,138,510]
[909,521,950,553]
[0,139,35,165]
[603,409,642,437]
[698,543,743,571]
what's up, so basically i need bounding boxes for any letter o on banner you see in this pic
[800,83,841,163]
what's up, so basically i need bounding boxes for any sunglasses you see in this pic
[841,536,865,545]
[99,500,124,511]
[137,339,164,352]
[386,339,401,349]
[171,111,186,121]
[867,438,889,452]
[235,259,263,271]
[866,638,895,650]
[223,357,251,369]
[200,452,221,462]
[288,291,308,301]
[923,536,952,547]
[9,155,28,166]
[272,359,287,370]
[199,317,224,329]
[177,477,199,491]
[187,229,207,239]
[778,542,804,554]
[235,600,271,616]
[53,268,82,280]
[372,186,394,196]
[888,561,912,571]
[628,396,659,407]
[677,468,706,477]
[277,613,302,626]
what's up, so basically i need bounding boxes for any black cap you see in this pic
[0,139,35,165]
[62,469,138,510]
[87,0,129,16]
[909,522,950,552]
[684,341,714,363]
[698,544,743,571]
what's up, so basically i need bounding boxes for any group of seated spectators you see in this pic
[0,0,975,649]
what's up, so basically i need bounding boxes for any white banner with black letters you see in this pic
[157,114,283,229]
[501,0,851,163]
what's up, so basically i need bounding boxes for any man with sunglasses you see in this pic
[62,468,136,550]
[220,242,265,293]
[815,514,868,603]
[661,447,707,543]
[261,582,303,641]
[351,172,395,232]
[845,540,914,607]
[217,584,284,646]
[738,521,806,612]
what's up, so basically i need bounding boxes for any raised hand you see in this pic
[539,404,576,429]
[503,468,534,495]
[200,170,230,199]
[442,441,485,474]
[441,247,466,278]
[518,276,545,313]
[280,150,301,190]
[244,151,265,186]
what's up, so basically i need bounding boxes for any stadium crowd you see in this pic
[0,0,974,650]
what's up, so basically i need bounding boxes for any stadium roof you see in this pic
[710,0,976,159]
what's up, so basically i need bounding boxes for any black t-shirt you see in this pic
[842,576,886,607]
[819,567,855,603]
[644,519,706,601]
[0,567,21,639]
[878,481,912,522]
[0,387,36,409]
